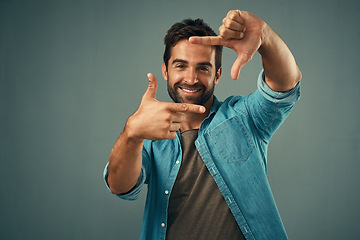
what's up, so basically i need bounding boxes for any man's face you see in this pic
[162,40,221,108]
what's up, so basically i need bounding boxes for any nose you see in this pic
[184,68,198,85]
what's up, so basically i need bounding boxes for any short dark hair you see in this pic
[163,18,223,72]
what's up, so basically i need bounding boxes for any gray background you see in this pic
[1,0,359,239]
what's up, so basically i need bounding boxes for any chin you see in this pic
[180,96,203,105]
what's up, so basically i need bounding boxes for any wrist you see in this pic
[123,115,144,144]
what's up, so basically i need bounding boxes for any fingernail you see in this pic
[199,106,205,113]
[239,32,244,38]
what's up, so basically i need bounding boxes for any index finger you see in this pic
[167,103,206,114]
[189,36,225,46]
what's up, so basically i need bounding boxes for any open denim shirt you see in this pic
[104,70,301,240]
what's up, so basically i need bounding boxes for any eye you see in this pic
[198,66,210,72]
[175,64,185,69]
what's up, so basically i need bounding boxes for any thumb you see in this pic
[143,73,158,100]
[231,53,252,80]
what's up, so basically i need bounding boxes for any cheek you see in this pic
[168,72,183,84]
[202,76,216,87]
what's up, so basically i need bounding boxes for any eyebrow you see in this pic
[172,58,213,68]
[172,59,188,65]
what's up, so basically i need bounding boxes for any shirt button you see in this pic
[165,190,169,195]
[176,160,180,164]
[161,223,165,227]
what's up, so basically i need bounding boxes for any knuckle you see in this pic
[181,103,188,111]
[162,122,171,130]
[227,10,235,17]
[163,112,172,121]
[175,112,185,122]
[219,26,226,36]
[228,12,237,20]
[223,18,234,29]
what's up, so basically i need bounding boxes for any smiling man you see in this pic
[164,39,220,109]
[104,10,301,240]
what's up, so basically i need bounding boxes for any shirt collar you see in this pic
[209,95,221,115]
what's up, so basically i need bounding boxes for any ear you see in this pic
[162,62,168,81]
[214,67,222,85]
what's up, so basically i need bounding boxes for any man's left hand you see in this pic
[189,10,265,80]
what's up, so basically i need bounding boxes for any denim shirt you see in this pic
[104,71,301,240]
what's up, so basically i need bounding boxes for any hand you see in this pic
[126,73,206,141]
[189,10,266,80]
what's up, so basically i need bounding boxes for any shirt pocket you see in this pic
[206,117,255,162]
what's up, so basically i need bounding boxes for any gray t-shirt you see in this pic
[166,129,245,240]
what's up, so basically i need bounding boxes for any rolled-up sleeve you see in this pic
[245,70,301,142]
[103,141,152,201]
[257,70,301,104]
[103,162,146,201]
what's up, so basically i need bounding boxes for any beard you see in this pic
[167,77,215,106]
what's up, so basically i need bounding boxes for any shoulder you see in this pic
[214,95,250,117]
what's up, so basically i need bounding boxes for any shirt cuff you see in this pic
[257,70,301,104]
[103,162,145,201]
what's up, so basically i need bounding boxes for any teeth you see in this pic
[182,88,199,93]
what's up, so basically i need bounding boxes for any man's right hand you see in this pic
[108,73,205,194]
[125,73,206,141]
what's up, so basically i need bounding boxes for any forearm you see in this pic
[258,23,302,92]
[107,120,144,195]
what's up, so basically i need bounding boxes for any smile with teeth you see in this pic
[180,87,201,93]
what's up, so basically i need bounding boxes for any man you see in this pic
[104,10,301,240]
